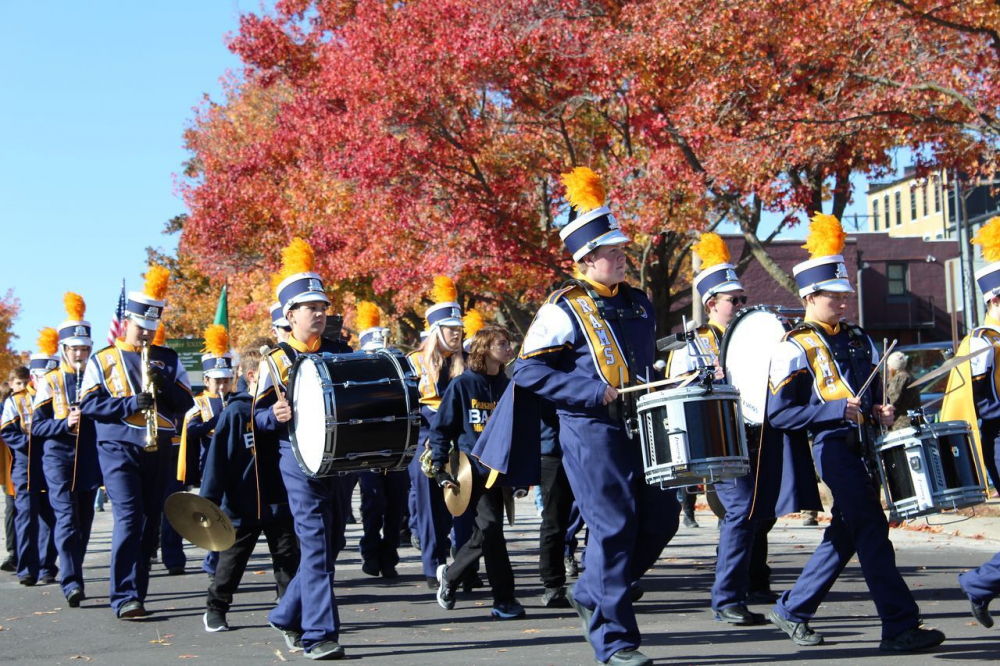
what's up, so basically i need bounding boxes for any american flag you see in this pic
[106,279,126,345]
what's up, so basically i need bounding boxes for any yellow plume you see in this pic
[561,167,606,213]
[152,322,166,346]
[203,324,229,356]
[279,238,316,282]
[63,292,86,321]
[143,265,171,301]
[356,301,381,331]
[431,275,457,304]
[463,309,486,339]
[270,272,285,296]
[801,213,847,258]
[38,328,59,357]
[972,216,1000,263]
[692,233,730,270]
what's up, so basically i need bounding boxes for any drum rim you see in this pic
[636,384,741,406]
[287,352,337,477]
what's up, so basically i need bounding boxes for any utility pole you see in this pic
[954,169,978,328]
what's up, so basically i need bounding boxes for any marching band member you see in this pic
[80,265,194,619]
[667,233,781,626]
[405,277,473,589]
[155,320,189,577]
[354,302,408,579]
[270,302,292,344]
[4,333,60,586]
[253,238,352,660]
[953,217,1000,628]
[30,294,102,606]
[481,167,676,666]
[765,214,943,651]
[0,378,15,573]
[178,324,234,580]
[201,347,299,633]
[431,324,524,619]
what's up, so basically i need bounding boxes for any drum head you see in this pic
[291,356,328,475]
[722,309,791,425]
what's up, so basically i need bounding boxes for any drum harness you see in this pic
[565,279,649,439]
[799,321,881,487]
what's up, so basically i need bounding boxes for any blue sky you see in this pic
[0,2,257,351]
[0,2,887,353]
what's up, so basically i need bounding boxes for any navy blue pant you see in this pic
[407,450,452,578]
[774,435,919,639]
[560,418,679,662]
[42,441,97,597]
[4,493,15,557]
[97,440,169,613]
[269,448,347,650]
[959,445,1000,604]
[539,454,575,588]
[159,454,186,570]
[12,463,57,581]
[358,470,407,570]
[565,501,584,558]
[711,434,781,610]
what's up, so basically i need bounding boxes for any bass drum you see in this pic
[288,349,420,477]
[719,306,802,425]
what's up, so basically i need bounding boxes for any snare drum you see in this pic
[877,420,987,520]
[637,385,749,488]
[720,305,802,425]
[288,349,420,477]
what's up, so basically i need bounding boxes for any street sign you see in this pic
[166,338,205,391]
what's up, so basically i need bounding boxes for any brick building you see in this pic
[671,233,963,345]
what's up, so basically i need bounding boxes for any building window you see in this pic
[872,199,880,231]
[910,188,917,221]
[922,183,928,217]
[934,177,941,212]
[887,262,907,296]
[884,194,890,228]
[895,191,902,226]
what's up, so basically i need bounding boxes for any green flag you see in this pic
[213,284,229,330]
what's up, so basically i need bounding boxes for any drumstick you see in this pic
[618,374,697,394]
[882,338,889,408]
[258,345,288,405]
[857,339,897,400]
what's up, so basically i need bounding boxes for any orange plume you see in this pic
[463,309,486,339]
[63,292,86,320]
[801,213,847,258]
[356,301,381,331]
[561,167,606,213]
[279,238,316,283]
[38,328,59,357]
[431,275,458,304]
[143,265,170,301]
[152,322,166,347]
[692,233,730,270]
[203,324,229,356]
[972,216,1000,263]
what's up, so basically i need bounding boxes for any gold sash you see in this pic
[561,286,630,386]
[788,328,855,402]
[47,370,70,421]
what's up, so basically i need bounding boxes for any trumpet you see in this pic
[140,340,159,452]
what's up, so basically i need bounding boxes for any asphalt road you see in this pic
[2,497,999,665]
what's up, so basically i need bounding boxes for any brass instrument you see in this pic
[140,341,159,452]
[69,360,83,435]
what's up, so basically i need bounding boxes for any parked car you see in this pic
[893,342,955,418]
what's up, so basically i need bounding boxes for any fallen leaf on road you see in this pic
[69,656,92,662]
[253,571,266,575]
[34,611,58,615]
[440,628,452,632]
[522,629,540,634]
[274,650,288,662]
[178,656,198,660]
[474,602,486,606]
[497,649,509,653]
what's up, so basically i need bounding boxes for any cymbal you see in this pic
[164,492,236,551]
[444,450,473,517]
[503,488,515,526]
[907,346,989,390]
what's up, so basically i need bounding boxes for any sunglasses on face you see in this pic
[717,295,748,305]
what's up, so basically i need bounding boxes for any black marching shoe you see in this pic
[768,609,822,646]
[305,640,345,660]
[968,598,994,629]
[683,515,699,529]
[425,576,438,590]
[542,586,571,608]
[381,564,398,579]
[19,576,36,587]
[203,609,229,632]
[566,587,594,649]
[715,605,765,625]
[66,587,85,608]
[629,583,644,603]
[879,627,945,652]
[603,648,653,665]
[0,555,15,572]
[361,560,381,577]
[39,573,57,585]
[436,564,456,610]
[564,555,580,578]
[118,600,149,620]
